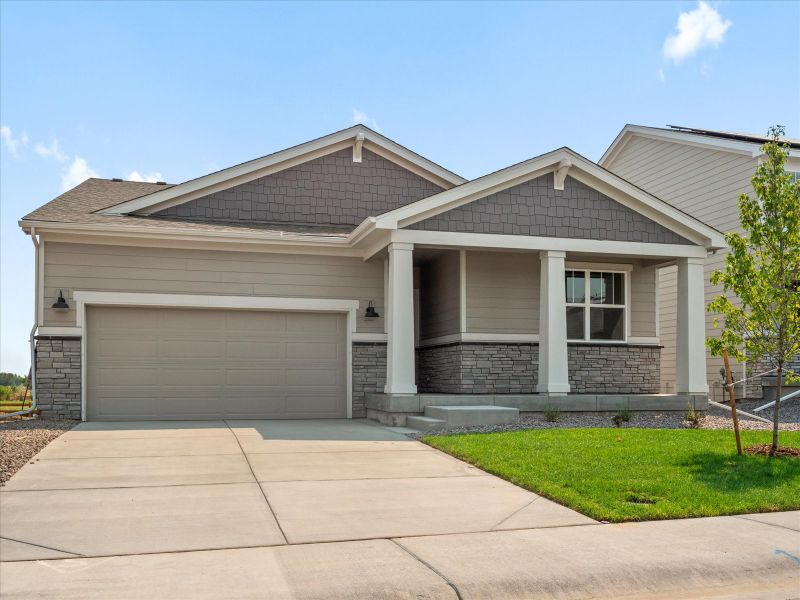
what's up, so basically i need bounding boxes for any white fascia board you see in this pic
[375,147,725,250]
[22,220,352,248]
[600,125,800,166]
[391,229,709,258]
[375,148,565,228]
[99,125,465,216]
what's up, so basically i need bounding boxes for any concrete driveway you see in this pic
[0,419,593,559]
[2,419,798,599]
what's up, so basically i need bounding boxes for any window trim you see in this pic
[565,268,629,343]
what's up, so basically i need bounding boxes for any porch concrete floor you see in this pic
[1,419,797,598]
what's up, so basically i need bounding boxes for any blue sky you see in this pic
[1,1,799,373]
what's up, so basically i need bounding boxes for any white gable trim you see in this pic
[372,148,726,249]
[99,125,466,216]
[600,125,800,168]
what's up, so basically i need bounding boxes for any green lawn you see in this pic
[424,429,800,522]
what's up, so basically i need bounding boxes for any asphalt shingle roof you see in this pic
[21,178,353,237]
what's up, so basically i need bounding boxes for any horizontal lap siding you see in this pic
[43,242,384,333]
[608,136,757,396]
[466,251,538,334]
[419,251,460,340]
[630,263,657,338]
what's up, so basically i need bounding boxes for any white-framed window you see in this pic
[565,269,627,342]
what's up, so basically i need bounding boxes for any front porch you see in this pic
[354,240,711,427]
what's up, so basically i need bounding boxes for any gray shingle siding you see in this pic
[409,173,695,245]
[153,148,444,227]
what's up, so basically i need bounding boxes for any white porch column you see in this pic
[537,250,570,394]
[384,242,417,395]
[676,257,709,394]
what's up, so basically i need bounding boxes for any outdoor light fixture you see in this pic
[51,290,70,311]
[364,301,380,319]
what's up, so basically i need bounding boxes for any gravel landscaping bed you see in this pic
[0,417,78,484]
[407,398,800,437]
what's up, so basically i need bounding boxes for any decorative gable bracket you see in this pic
[353,133,365,163]
[554,158,572,190]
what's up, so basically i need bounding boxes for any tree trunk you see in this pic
[771,362,782,456]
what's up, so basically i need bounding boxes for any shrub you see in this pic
[543,406,560,422]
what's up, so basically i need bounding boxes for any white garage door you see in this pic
[86,306,348,421]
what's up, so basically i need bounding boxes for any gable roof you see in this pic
[20,178,353,240]
[601,124,800,167]
[371,147,726,249]
[98,125,466,216]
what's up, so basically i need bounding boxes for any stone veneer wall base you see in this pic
[35,337,82,419]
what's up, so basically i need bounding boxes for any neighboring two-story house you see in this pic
[601,125,800,401]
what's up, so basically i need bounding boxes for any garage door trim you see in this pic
[73,291,359,421]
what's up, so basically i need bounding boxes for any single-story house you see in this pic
[20,125,725,423]
[601,124,800,402]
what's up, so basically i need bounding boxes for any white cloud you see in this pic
[1,125,27,156]
[663,2,732,63]
[34,138,68,162]
[61,156,99,191]
[658,68,666,82]
[126,170,164,183]
[351,109,381,133]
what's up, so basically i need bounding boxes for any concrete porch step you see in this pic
[405,416,447,432]
[424,405,519,427]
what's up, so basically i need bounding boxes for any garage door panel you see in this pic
[227,369,285,386]
[87,306,347,421]
[225,310,287,332]
[225,341,284,359]
[286,342,340,359]
[162,340,226,359]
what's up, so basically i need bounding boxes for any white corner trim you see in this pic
[353,132,365,163]
[37,237,45,326]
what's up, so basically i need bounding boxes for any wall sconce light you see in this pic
[364,301,380,319]
[52,290,70,311]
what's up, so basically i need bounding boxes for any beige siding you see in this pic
[607,135,757,395]
[43,242,384,333]
[466,251,539,334]
[418,251,460,340]
[630,263,657,338]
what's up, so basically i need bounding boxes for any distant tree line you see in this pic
[0,372,27,387]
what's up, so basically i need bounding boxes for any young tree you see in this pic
[708,125,800,455]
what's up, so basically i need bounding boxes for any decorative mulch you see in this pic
[744,444,800,457]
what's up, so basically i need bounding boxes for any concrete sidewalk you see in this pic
[1,512,798,599]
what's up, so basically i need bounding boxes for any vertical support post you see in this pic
[537,250,570,394]
[384,242,417,395]
[723,350,743,455]
[676,257,709,394]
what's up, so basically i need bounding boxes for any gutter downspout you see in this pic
[5,227,39,419]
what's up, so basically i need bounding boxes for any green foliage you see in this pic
[543,406,560,422]
[612,408,632,428]
[707,125,800,451]
[0,372,25,387]
[685,404,700,428]
[0,386,13,402]
[425,429,800,522]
